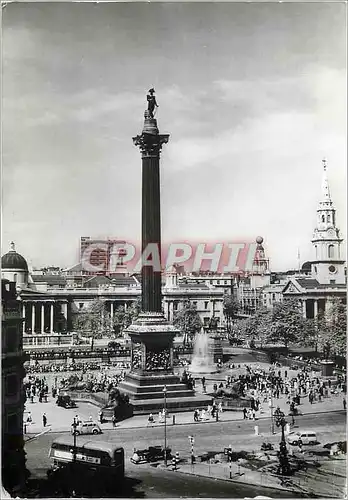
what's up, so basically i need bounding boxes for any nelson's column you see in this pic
[118,90,210,413]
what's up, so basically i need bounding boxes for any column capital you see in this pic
[133,132,169,158]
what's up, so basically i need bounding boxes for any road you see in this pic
[25,410,345,498]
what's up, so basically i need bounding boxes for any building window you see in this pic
[327,214,331,223]
[321,215,325,223]
[193,301,197,308]
[224,280,228,285]
[204,301,208,309]
[272,293,275,301]
[328,245,334,258]
[173,302,178,310]
[217,280,220,285]
[79,303,84,309]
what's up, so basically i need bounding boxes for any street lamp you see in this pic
[269,391,275,434]
[163,385,167,467]
[275,413,291,476]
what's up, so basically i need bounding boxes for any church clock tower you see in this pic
[311,159,345,285]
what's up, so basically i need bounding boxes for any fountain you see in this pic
[189,329,218,374]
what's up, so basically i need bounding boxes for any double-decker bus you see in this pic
[48,435,124,494]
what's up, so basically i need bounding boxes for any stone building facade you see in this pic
[1,279,28,494]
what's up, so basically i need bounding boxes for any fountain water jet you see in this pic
[189,329,218,374]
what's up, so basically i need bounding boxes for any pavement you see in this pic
[23,388,346,437]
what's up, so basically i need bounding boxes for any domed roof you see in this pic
[1,242,28,271]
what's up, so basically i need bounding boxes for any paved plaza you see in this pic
[24,386,346,437]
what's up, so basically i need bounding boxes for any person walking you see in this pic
[42,413,47,427]
[112,415,117,427]
[343,398,346,410]
[298,437,303,454]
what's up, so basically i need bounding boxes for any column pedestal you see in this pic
[118,312,212,414]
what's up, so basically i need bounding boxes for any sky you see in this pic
[2,1,347,271]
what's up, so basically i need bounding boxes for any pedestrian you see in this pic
[343,398,346,410]
[27,411,32,423]
[112,415,117,427]
[148,413,154,425]
[298,437,303,454]
[194,409,199,422]
[252,408,256,421]
[42,413,47,427]
[284,370,288,379]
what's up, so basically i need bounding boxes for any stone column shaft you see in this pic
[31,304,35,333]
[133,114,169,313]
[141,155,162,313]
[41,303,45,333]
[313,299,318,318]
[302,300,307,318]
[50,303,54,333]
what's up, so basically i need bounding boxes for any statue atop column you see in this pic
[147,88,158,118]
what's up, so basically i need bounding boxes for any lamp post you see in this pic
[269,391,274,434]
[275,413,291,476]
[163,385,167,466]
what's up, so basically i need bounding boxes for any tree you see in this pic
[317,298,346,358]
[237,307,272,348]
[269,299,305,349]
[173,300,202,346]
[73,299,112,338]
[223,292,239,334]
[111,297,142,337]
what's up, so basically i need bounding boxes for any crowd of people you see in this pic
[24,375,51,404]
[24,360,131,375]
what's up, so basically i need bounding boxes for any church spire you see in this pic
[311,158,345,285]
[321,158,332,204]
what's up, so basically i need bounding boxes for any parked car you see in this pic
[71,421,102,436]
[108,341,121,349]
[56,395,77,409]
[287,430,317,446]
[130,446,171,464]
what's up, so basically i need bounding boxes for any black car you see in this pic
[108,341,121,349]
[56,395,77,409]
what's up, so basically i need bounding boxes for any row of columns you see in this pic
[301,299,322,319]
[109,301,128,320]
[23,302,68,334]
